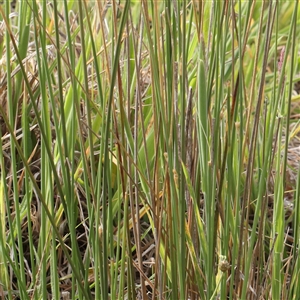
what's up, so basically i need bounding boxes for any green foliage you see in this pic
[0,1,299,299]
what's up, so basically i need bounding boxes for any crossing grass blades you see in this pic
[0,1,299,299]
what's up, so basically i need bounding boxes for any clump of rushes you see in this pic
[0,1,299,299]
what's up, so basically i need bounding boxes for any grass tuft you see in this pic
[0,1,299,299]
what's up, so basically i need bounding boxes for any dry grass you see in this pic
[0,1,299,299]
